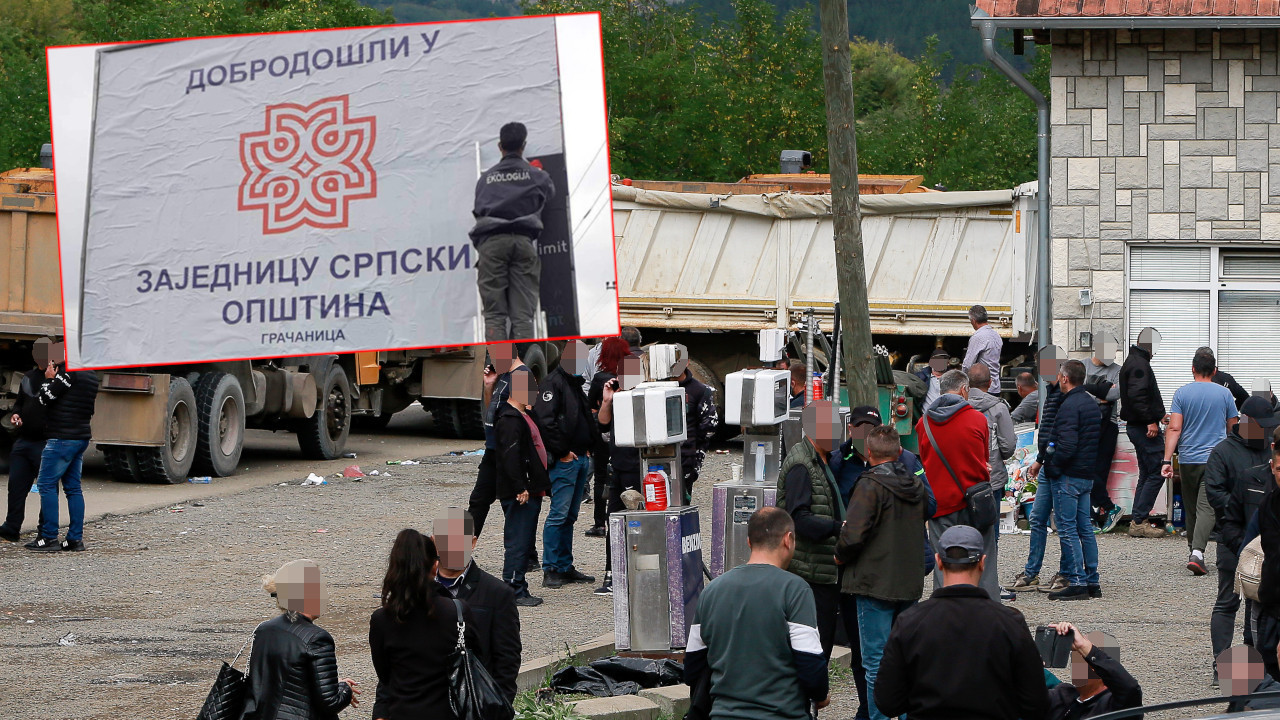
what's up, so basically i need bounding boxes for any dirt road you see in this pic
[0,421,1245,719]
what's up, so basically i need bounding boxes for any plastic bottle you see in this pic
[643,466,669,511]
[810,372,824,401]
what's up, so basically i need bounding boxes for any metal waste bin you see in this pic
[610,506,704,652]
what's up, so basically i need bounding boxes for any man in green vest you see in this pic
[778,399,846,659]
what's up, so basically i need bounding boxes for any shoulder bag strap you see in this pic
[452,599,468,653]
[922,417,965,496]
[229,621,262,670]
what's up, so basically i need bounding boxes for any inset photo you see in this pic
[45,12,617,369]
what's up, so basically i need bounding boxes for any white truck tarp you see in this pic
[613,182,1038,338]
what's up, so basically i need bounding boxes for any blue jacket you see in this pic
[1042,386,1101,480]
[831,441,937,575]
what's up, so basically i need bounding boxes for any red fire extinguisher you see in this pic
[810,372,824,402]
[643,466,669,511]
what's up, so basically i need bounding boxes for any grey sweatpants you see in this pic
[929,509,1001,601]
[477,233,540,343]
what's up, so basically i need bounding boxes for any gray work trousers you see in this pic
[929,509,1001,601]
[477,233,540,343]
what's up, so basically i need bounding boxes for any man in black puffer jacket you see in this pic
[1119,328,1167,537]
[1205,398,1280,676]
[1039,360,1101,601]
[27,343,99,553]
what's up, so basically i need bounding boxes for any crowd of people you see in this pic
[694,305,1280,719]
[15,302,1280,719]
[465,329,718,604]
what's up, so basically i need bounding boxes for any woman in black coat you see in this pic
[370,529,478,720]
[493,370,552,604]
[240,559,359,720]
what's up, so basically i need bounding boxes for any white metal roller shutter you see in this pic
[1128,289,1210,399]
[1130,246,1211,282]
[1218,290,1280,390]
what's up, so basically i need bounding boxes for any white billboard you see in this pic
[54,14,616,369]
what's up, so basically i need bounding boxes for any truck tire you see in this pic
[103,446,143,483]
[296,365,352,460]
[453,399,485,440]
[193,371,245,477]
[135,377,198,484]
[523,343,548,383]
[420,399,457,438]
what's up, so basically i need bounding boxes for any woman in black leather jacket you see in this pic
[370,529,478,720]
[240,559,360,720]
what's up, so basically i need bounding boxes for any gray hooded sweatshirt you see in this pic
[967,388,1017,491]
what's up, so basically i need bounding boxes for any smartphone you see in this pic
[1035,625,1072,668]
[485,364,496,374]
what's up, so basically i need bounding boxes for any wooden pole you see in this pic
[818,0,876,408]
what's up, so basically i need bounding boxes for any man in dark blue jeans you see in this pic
[532,340,596,589]
[1038,360,1101,600]
[27,345,99,553]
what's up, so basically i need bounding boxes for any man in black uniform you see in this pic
[470,122,556,345]
[676,365,719,504]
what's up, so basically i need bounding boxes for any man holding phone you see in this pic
[1043,623,1141,720]
[26,341,99,553]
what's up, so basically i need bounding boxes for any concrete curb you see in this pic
[517,632,617,692]
[638,684,690,718]
[569,695,660,720]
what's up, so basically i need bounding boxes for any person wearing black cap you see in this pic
[875,525,1049,720]
[1205,396,1280,682]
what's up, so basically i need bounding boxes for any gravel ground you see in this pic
[0,445,1246,719]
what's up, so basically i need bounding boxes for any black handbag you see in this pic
[923,417,999,532]
[196,631,254,720]
[448,599,515,720]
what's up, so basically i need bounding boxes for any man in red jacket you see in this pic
[916,369,999,600]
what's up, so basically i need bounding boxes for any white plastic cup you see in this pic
[731,464,743,483]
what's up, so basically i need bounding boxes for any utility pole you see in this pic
[818,0,876,409]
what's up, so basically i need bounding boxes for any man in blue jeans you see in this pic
[532,340,597,588]
[1037,359,1101,600]
[1009,380,1069,593]
[836,425,928,720]
[26,344,99,553]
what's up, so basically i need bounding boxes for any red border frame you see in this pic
[44,11,623,371]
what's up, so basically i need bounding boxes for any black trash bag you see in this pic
[589,656,684,689]
[550,666,640,697]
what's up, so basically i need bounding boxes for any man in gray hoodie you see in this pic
[966,364,1017,601]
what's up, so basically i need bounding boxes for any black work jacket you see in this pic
[532,367,595,460]
[494,402,552,499]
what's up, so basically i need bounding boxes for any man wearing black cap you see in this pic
[875,525,1049,720]
[1205,396,1280,682]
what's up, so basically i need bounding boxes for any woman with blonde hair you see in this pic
[240,559,359,720]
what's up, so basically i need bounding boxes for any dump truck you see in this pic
[0,162,558,479]
[611,175,1042,412]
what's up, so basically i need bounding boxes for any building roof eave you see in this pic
[970,12,1280,30]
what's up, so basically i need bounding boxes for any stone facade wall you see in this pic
[1049,27,1280,352]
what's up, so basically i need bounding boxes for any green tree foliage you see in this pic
[858,37,1049,190]
[0,0,391,171]
[0,0,79,169]
[523,0,1047,190]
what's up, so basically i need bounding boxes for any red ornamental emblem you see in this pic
[238,95,376,234]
